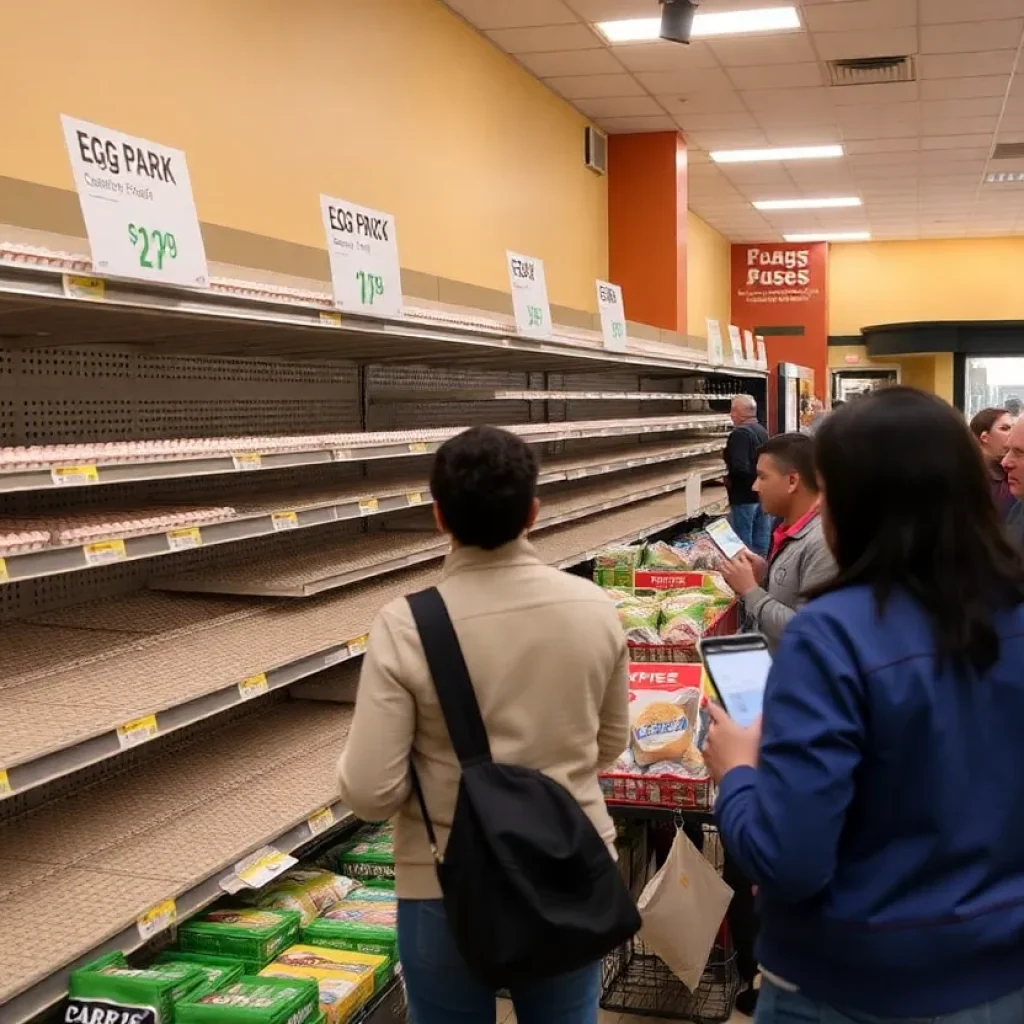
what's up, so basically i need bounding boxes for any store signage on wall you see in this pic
[727,325,744,366]
[506,251,553,340]
[596,280,627,352]
[735,244,823,307]
[60,115,209,288]
[320,196,403,318]
[706,320,724,365]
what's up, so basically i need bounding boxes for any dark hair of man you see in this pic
[812,387,1024,672]
[757,433,819,495]
[430,425,538,550]
[969,407,1010,440]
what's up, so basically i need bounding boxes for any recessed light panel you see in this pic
[711,145,844,164]
[597,6,800,44]
[784,232,871,242]
[754,197,862,211]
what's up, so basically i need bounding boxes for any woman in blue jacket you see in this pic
[705,386,1024,1023]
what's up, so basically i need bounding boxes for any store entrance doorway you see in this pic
[964,357,1024,420]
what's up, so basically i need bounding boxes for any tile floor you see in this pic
[495,998,749,1023]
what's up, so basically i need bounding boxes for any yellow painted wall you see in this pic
[686,212,731,337]
[827,345,954,403]
[830,238,1024,335]
[0,0,607,310]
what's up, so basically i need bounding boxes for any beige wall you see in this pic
[0,0,608,311]
[686,212,731,337]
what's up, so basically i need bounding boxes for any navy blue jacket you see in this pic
[716,586,1024,1017]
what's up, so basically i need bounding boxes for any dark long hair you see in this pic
[814,386,1024,671]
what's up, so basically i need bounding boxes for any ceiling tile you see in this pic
[707,34,817,68]
[761,124,844,146]
[562,0,654,19]
[596,114,678,134]
[919,75,1011,100]
[545,73,645,98]
[829,82,920,106]
[676,111,760,132]
[844,138,921,154]
[921,0,1024,23]
[683,129,770,150]
[636,68,734,93]
[728,63,824,91]
[611,41,720,73]
[485,24,598,52]
[919,51,1020,78]
[668,91,749,114]
[812,28,919,62]
[742,87,834,115]
[921,133,997,150]
[516,48,624,77]
[574,95,665,117]
[444,0,577,29]
[921,116,1000,136]
[921,97,1005,119]
[920,19,1024,54]
[803,0,917,32]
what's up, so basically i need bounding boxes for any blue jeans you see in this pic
[731,502,771,557]
[398,898,601,1024]
[756,980,1024,1024]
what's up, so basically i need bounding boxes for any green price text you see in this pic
[356,270,385,305]
[612,322,625,339]
[128,224,178,271]
[527,305,544,328]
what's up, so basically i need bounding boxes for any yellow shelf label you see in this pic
[166,527,203,551]
[238,673,269,701]
[51,464,99,487]
[137,898,177,940]
[408,442,429,454]
[271,511,299,531]
[84,538,127,566]
[358,498,379,517]
[348,634,369,657]
[307,807,336,836]
[0,770,11,797]
[333,449,353,462]
[232,453,262,472]
[117,714,159,750]
[63,275,106,301]
[235,846,296,888]
[406,491,423,506]
[0,558,8,584]
[319,311,342,327]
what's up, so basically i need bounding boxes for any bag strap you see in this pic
[407,587,493,768]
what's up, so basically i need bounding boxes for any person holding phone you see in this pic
[719,434,835,648]
[704,388,1024,1024]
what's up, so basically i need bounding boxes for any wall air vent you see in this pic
[585,126,607,176]
[826,55,916,87]
[991,143,1024,161]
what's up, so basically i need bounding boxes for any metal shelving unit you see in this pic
[0,243,764,1024]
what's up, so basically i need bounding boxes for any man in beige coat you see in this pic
[338,425,629,1024]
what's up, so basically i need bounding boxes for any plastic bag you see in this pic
[638,830,733,990]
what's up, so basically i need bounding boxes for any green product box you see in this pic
[178,909,302,974]
[152,954,244,998]
[154,951,249,974]
[176,976,319,1024]
[68,961,208,1024]
[327,827,394,883]
[302,888,397,961]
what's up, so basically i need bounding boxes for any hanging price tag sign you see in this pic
[320,196,402,318]
[307,807,336,836]
[61,116,208,288]
[686,475,703,517]
[506,251,553,340]
[596,280,627,353]
[233,846,298,889]
[727,326,744,366]
[137,899,177,940]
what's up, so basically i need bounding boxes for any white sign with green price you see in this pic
[320,195,403,318]
[596,280,627,352]
[60,115,209,289]
[506,251,553,340]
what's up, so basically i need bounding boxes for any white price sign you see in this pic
[596,280,627,352]
[686,474,703,518]
[706,319,725,365]
[727,325,744,366]
[756,337,768,370]
[61,116,208,288]
[320,196,402,318]
[506,251,553,340]
[743,330,757,365]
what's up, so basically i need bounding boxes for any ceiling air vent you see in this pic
[585,126,607,176]
[826,55,916,87]
[991,142,1024,161]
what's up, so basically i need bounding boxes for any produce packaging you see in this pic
[593,544,644,588]
[176,976,319,1024]
[178,909,301,974]
[302,885,398,959]
[67,959,208,1024]
[244,869,360,927]
[320,825,395,883]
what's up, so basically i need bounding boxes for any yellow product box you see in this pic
[260,945,389,1024]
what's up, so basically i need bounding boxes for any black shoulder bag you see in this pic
[406,587,641,989]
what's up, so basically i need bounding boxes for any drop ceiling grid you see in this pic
[441,0,1024,241]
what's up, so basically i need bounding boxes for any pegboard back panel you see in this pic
[0,346,360,445]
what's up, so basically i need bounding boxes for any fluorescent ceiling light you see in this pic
[711,145,844,164]
[754,197,862,211]
[596,5,800,43]
[784,232,871,242]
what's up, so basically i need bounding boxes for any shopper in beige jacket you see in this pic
[337,425,629,1024]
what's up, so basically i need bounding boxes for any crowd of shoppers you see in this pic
[339,386,1024,1024]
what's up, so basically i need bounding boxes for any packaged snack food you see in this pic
[302,886,397,959]
[245,869,360,927]
[153,952,245,997]
[659,594,724,645]
[642,541,689,570]
[593,544,643,588]
[670,535,724,572]
[176,976,319,1024]
[260,946,390,1024]
[178,909,301,974]
[321,826,395,883]
[628,667,701,768]
[68,960,208,1024]
[614,595,661,644]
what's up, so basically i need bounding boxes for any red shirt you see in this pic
[769,505,820,562]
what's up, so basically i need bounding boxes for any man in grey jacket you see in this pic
[719,432,836,647]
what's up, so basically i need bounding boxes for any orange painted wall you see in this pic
[608,133,688,334]
[731,242,829,419]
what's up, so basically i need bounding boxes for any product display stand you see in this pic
[0,241,765,1024]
